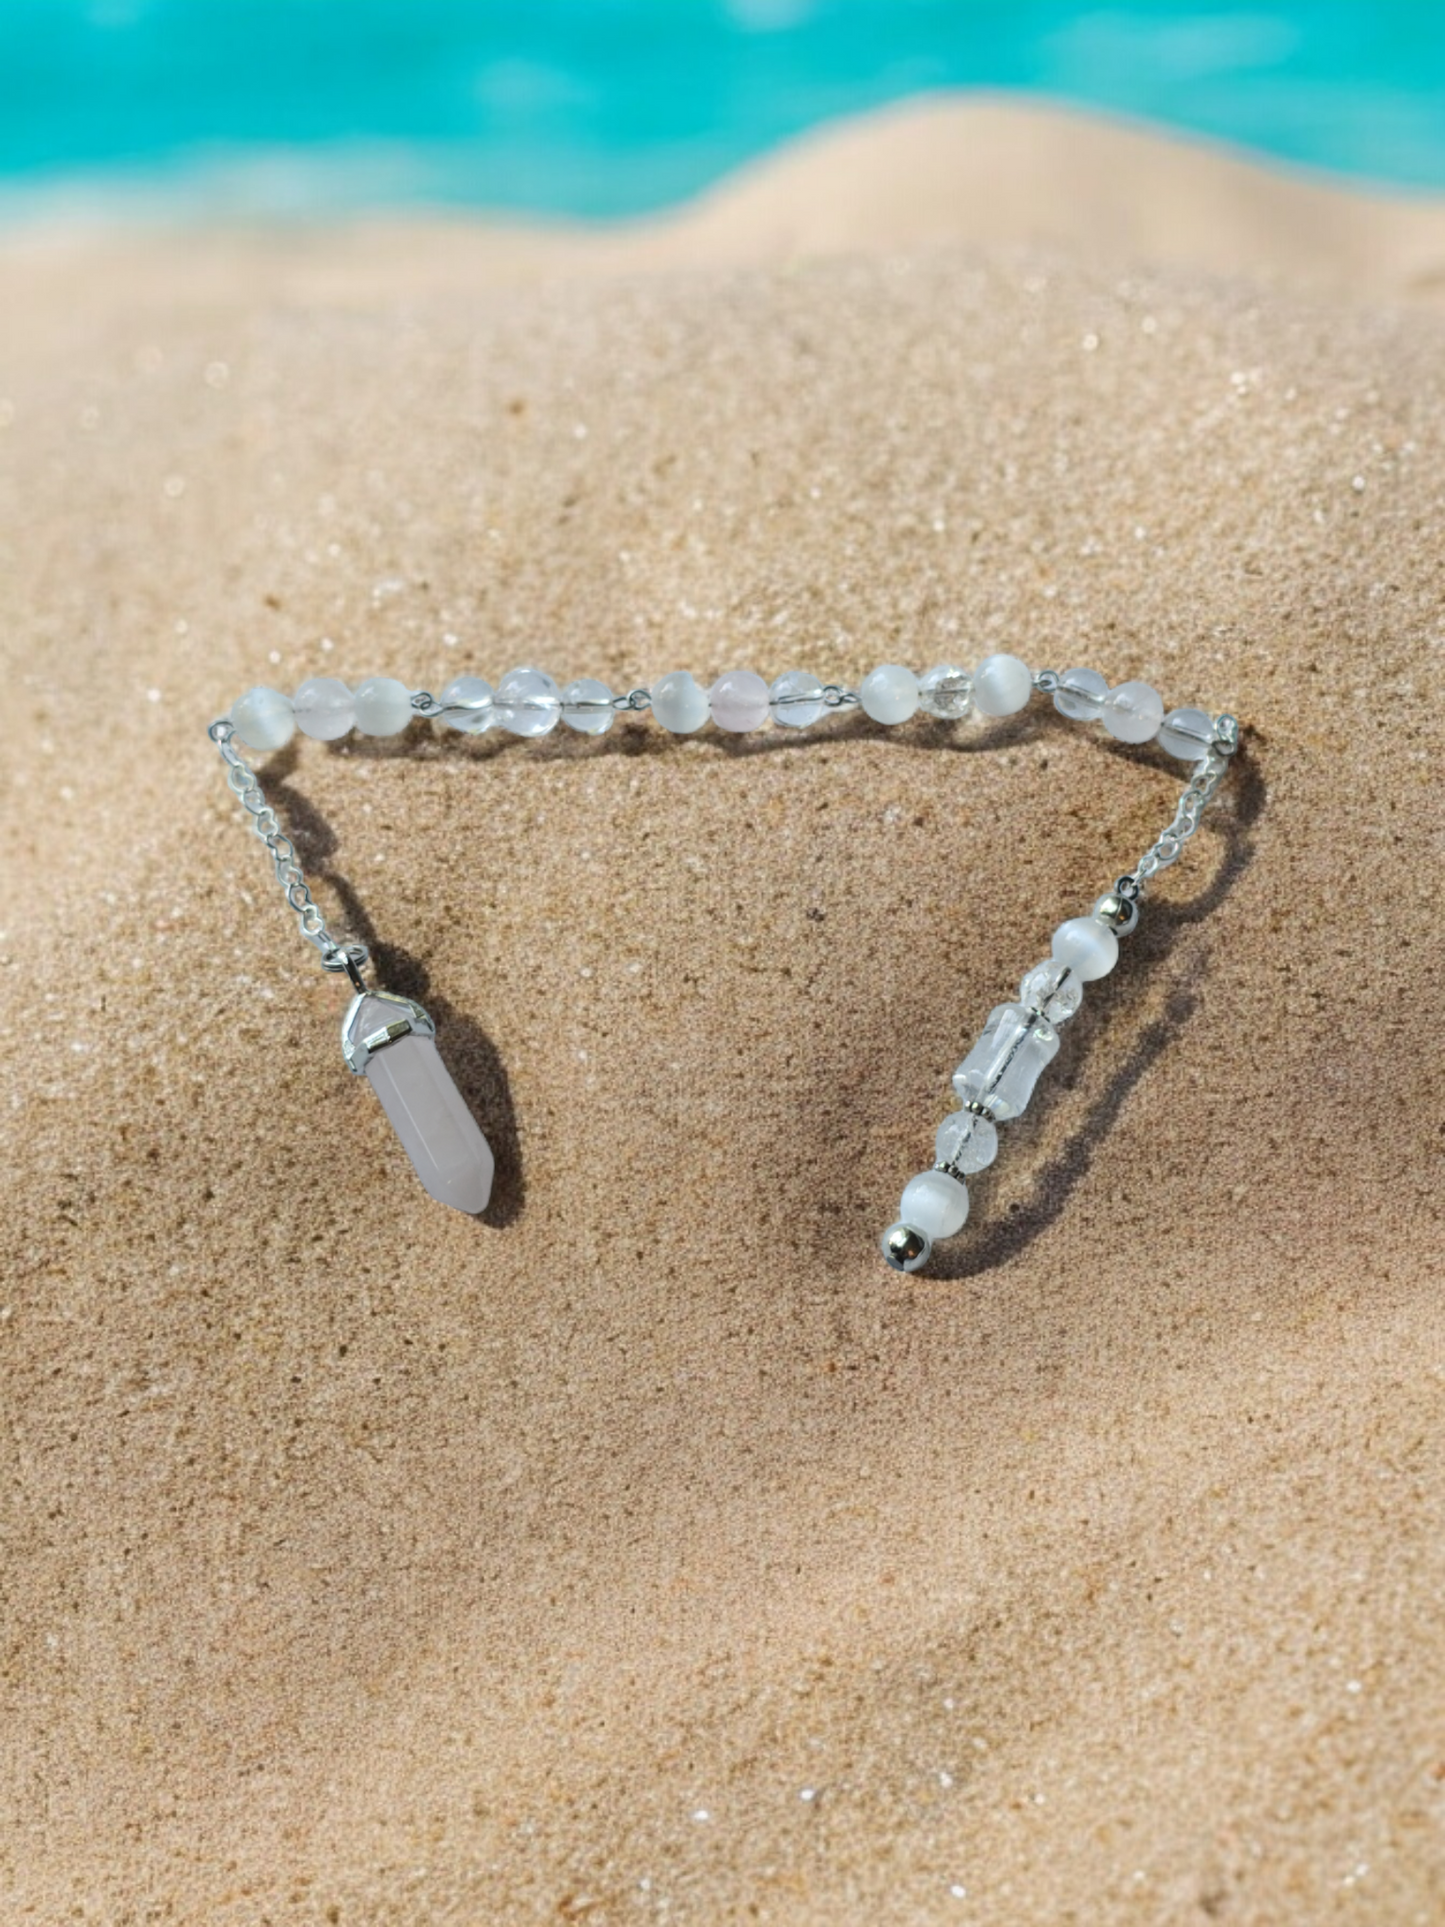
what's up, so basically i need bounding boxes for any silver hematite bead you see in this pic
[880,1222,933,1274]
[1092,889,1140,936]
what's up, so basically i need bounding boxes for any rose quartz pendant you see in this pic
[342,991,494,1214]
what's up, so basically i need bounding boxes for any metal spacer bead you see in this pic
[963,1098,993,1119]
[881,1222,932,1274]
[1093,890,1140,936]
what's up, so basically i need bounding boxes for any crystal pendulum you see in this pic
[341,989,494,1214]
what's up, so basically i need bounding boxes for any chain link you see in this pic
[1121,716,1239,897]
[208,718,367,973]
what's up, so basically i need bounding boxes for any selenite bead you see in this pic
[353,675,414,737]
[918,662,974,720]
[901,1169,970,1240]
[652,669,710,734]
[972,652,1033,717]
[561,677,615,735]
[230,685,294,752]
[952,1002,1061,1120]
[859,664,919,725]
[935,1108,999,1174]
[495,666,561,737]
[437,675,494,733]
[769,669,826,728]
[1054,665,1109,723]
[1102,679,1164,744]
[881,1222,932,1273]
[709,668,771,732]
[1159,705,1215,761]
[293,676,355,741]
[1051,915,1119,981]
[1019,957,1084,1023]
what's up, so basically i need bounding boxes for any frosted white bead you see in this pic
[859,664,919,725]
[1019,957,1084,1024]
[1102,679,1164,744]
[561,677,615,735]
[935,1109,998,1174]
[495,667,561,737]
[1051,916,1119,981]
[972,652,1033,717]
[437,675,494,733]
[952,1003,1061,1120]
[652,669,710,734]
[1159,705,1214,760]
[293,676,355,741]
[918,663,974,720]
[769,669,825,728]
[709,669,770,732]
[230,685,294,752]
[901,1169,970,1240]
[353,675,413,737]
[1054,665,1108,723]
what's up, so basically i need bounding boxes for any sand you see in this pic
[2,100,1443,1924]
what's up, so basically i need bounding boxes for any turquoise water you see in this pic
[2,1,1443,220]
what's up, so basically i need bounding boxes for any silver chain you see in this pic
[208,718,368,978]
[1121,714,1239,898]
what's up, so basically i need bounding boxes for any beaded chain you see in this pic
[210,657,1241,1272]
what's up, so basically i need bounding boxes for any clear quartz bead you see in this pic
[918,663,974,720]
[561,677,614,734]
[293,676,354,741]
[437,675,494,733]
[769,669,825,728]
[1102,679,1164,744]
[495,667,561,737]
[951,1001,1061,1120]
[1053,665,1108,722]
[1019,957,1084,1024]
[934,1108,998,1173]
[1159,705,1214,760]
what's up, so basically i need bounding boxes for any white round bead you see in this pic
[230,685,294,752]
[438,675,494,733]
[709,669,770,733]
[293,677,354,741]
[1159,705,1214,760]
[353,675,414,737]
[972,652,1033,717]
[652,669,709,734]
[769,669,825,729]
[1053,665,1108,723]
[1102,679,1164,744]
[1051,916,1119,981]
[859,664,919,725]
[495,667,561,737]
[561,677,615,735]
[900,1169,970,1240]
[918,663,973,720]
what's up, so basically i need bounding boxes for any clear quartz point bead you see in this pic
[1019,957,1084,1024]
[951,1001,1061,1120]
[342,991,494,1214]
